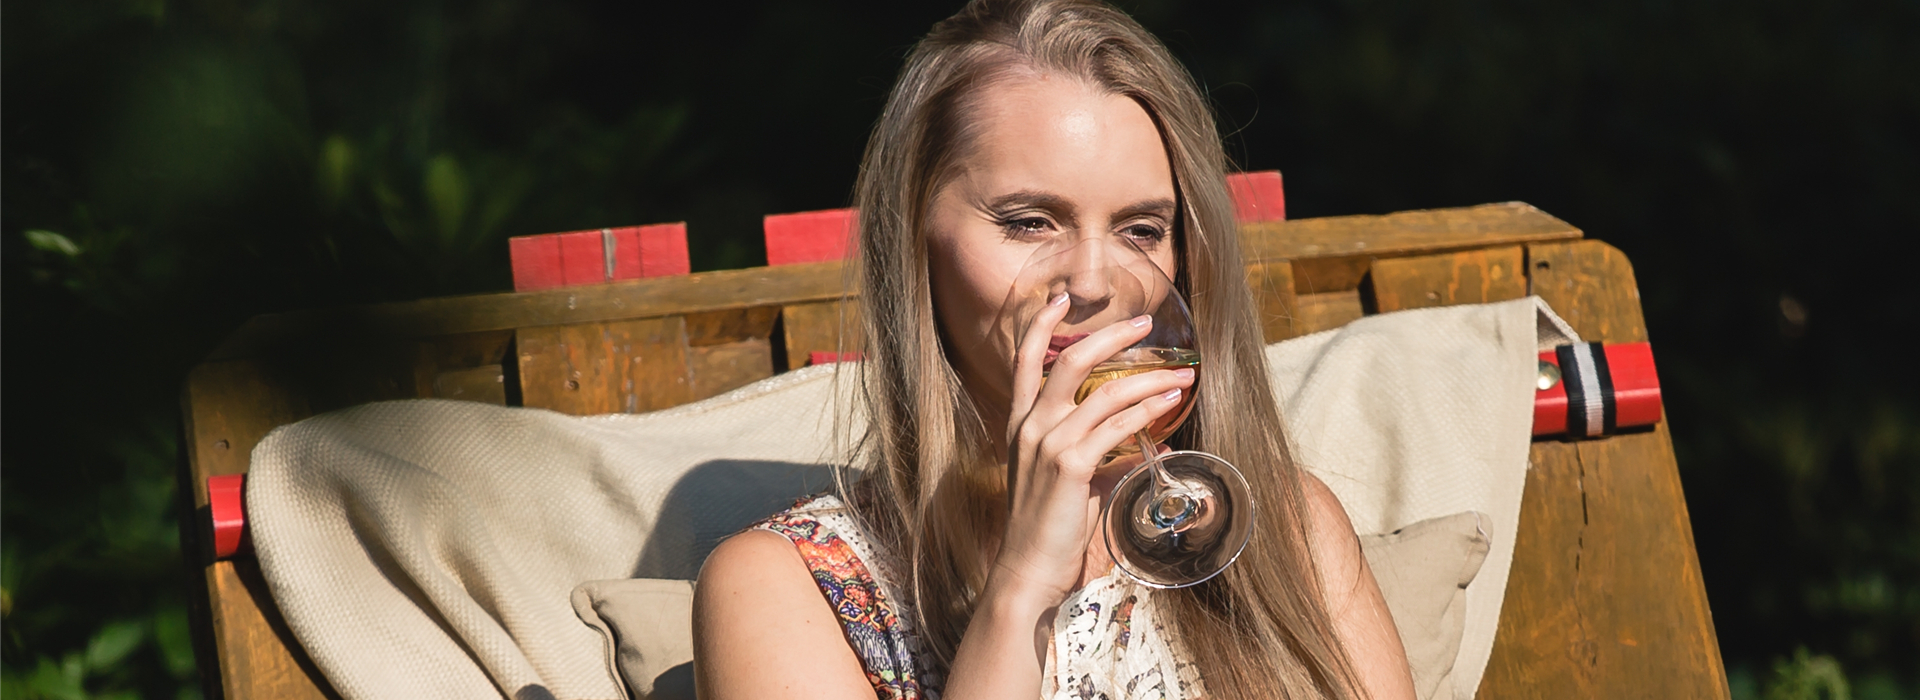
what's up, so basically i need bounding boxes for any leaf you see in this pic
[152,606,199,678]
[24,230,82,257]
[83,619,148,671]
[24,655,87,700]
[316,134,358,210]
[1764,647,1851,700]
[423,154,470,248]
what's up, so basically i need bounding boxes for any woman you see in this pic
[693,1,1414,698]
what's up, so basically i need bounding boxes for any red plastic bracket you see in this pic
[207,473,251,560]
[1533,341,1662,437]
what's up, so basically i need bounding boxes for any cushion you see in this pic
[1362,511,1492,700]
[570,579,695,700]
[574,510,1490,700]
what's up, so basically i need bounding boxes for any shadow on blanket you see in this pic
[632,459,840,581]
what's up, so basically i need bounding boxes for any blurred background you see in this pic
[3,0,1915,697]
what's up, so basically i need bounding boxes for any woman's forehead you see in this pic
[955,74,1175,208]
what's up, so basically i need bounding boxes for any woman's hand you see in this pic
[985,294,1197,609]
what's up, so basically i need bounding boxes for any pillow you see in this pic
[573,510,1489,700]
[570,579,696,700]
[1361,511,1492,700]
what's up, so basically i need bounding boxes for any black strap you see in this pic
[1555,342,1615,438]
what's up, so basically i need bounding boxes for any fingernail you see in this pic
[1173,368,1195,379]
[1129,315,1152,328]
[1162,388,1182,402]
[1050,293,1069,307]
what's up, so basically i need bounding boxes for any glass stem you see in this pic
[1135,429,1181,495]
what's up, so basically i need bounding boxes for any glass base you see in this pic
[1103,450,1256,588]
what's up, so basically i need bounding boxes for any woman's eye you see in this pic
[1122,223,1168,245]
[1000,216,1054,239]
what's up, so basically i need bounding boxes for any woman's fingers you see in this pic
[1009,293,1072,421]
[1033,315,1155,408]
[1049,366,1192,442]
[1041,375,1189,476]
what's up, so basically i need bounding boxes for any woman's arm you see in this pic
[1302,473,1418,700]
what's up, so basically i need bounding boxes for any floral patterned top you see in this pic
[752,495,1204,700]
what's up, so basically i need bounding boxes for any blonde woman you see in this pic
[694,1,1415,698]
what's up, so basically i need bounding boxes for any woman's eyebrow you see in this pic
[983,189,1074,214]
[1110,198,1177,223]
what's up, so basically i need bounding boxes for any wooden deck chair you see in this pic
[177,172,1729,698]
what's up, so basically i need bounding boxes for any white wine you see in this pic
[1051,346,1201,453]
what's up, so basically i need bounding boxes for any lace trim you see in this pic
[1046,573,1204,700]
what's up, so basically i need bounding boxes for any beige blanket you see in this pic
[248,296,1574,700]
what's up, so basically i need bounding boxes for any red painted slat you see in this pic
[557,230,607,287]
[1226,170,1286,223]
[610,227,646,280]
[511,223,691,291]
[509,235,566,291]
[636,223,690,278]
[807,351,863,366]
[766,208,858,266]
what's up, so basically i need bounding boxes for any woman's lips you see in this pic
[1043,333,1089,367]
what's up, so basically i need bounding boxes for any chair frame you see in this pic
[178,202,1729,698]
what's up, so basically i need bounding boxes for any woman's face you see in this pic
[927,73,1180,412]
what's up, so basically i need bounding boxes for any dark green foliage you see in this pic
[3,0,1915,696]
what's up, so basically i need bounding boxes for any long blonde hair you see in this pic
[843,1,1363,697]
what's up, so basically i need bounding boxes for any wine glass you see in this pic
[1009,236,1256,588]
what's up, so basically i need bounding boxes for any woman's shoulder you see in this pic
[699,493,848,590]
[1298,471,1364,580]
[695,493,934,699]
[693,526,876,698]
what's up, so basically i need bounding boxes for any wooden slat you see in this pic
[780,300,862,371]
[515,317,694,415]
[685,307,780,399]
[1245,261,1299,343]
[1523,240,1648,343]
[428,366,507,404]
[413,330,513,404]
[1476,239,1727,698]
[182,361,337,700]
[209,262,850,361]
[684,307,779,347]
[1242,202,1581,263]
[182,360,315,508]
[690,341,777,398]
[1292,256,1373,294]
[206,561,338,700]
[1369,246,1528,311]
[1290,290,1365,337]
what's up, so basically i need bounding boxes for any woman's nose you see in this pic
[1063,237,1115,306]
